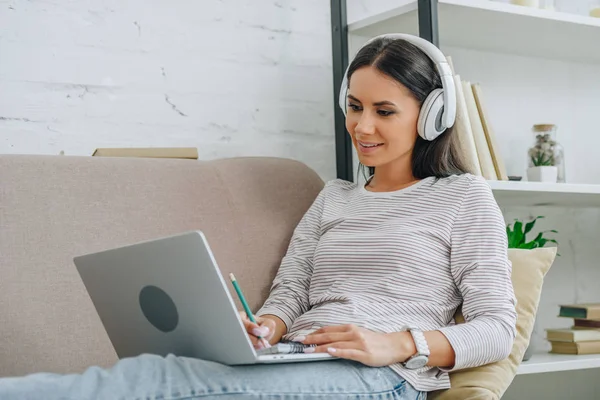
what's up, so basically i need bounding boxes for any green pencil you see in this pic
[229,273,269,347]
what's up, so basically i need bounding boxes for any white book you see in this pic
[452,75,482,176]
[462,80,498,180]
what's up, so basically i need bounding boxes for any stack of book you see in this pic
[447,56,508,181]
[546,303,600,355]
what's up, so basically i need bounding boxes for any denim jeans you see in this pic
[0,354,426,400]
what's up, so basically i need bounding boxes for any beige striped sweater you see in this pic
[256,173,517,391]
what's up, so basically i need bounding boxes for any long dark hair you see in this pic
[346,37,469,180]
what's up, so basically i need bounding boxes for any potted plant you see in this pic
[506,216,558,361]
[527,125,563,183]
[506,216,558,250]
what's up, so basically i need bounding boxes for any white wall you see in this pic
[0,0,337,180]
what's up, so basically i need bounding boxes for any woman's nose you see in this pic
[355,114,375,136]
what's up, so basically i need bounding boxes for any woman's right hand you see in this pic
[239,311,277,349]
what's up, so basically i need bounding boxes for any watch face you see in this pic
[405,355,428,369]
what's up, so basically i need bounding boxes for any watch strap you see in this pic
[409,328,430,356]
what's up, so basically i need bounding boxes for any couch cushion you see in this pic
[429,247,557,400]
[0,155,323,377]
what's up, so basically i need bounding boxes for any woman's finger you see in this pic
[306,341,367,363]
[239,311,266,349]
[325,347,365,363]
[239,311,259,329]
[301,331,354,345]
[305,341,359,354]
[255,317,275,340]
[310,324,353,335]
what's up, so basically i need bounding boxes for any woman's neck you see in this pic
[367,161,418,192]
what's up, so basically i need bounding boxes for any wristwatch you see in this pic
[402,327,430,369]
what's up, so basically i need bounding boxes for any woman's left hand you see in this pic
[297,324,412,367]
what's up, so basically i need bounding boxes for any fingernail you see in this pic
[303,347,315,353]
[259,326,270,336]
[252,328,264,337]
[295,336,306,343]
[262,339,271,348]
[328,348,337,354]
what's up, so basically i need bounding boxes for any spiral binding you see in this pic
[257,341,317,355]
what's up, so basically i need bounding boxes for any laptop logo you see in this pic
[139,285,179,333]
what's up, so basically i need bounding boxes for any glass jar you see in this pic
[540,0,555,10]
[510,0,539,7]
[590,0,600,17]
[527,124,565,183]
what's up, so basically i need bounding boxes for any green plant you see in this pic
[528,133,560,167]
[506,216,558,250]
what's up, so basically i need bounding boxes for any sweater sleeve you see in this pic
[255,181,329,331]
[438,176,517,371]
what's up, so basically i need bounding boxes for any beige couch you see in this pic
[1,154,551,399]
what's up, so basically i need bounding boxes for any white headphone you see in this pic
[338,33,456,141]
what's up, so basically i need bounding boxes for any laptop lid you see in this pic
[74,231,259,365]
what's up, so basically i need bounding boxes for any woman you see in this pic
[0,34,516,400]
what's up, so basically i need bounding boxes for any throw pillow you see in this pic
[428,247,557,400]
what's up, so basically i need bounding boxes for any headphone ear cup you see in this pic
[417,89,446,141]
[340,86,347,116]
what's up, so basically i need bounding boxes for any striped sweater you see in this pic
[256,173,517,392]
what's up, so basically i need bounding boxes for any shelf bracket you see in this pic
[418,0,440,46]
[330,0,353,181]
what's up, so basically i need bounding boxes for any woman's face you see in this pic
[345,66,421,168]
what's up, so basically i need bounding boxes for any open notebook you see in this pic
[257,341,317,355]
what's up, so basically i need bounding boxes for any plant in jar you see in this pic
[527,124,564,182]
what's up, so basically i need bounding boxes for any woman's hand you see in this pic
[239,311,276,350]
[297,324,414,367]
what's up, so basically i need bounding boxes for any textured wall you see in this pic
[0,0,337,180]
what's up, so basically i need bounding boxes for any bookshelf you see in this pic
[518,353,600,375]
[348,0,600,64]
[488,181,600,208]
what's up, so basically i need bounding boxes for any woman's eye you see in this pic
[378,110,394,117]
[348,103,362,112]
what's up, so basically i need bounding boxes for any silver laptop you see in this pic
[73,230,333,364]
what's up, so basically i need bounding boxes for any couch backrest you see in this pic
[0,155,324,377]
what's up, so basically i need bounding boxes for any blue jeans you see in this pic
[0,354,426,400]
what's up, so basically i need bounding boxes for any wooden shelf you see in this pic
[487,180,600,208]
[518,352,600,375]
[348,0,600,64]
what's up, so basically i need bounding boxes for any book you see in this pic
[471,83,508,181]
[92,147,199,159]
[452,75,482,176]
[574,319,600,329]
[550,340,600,355]
[461,81,498,180]
[559,304,600,320]
[546,328,600,342]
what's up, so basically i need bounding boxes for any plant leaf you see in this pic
[524,216,543,235]
[521,241,536,249]
[511,221,524,247]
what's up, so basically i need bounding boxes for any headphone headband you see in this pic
[338,33,456,133]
